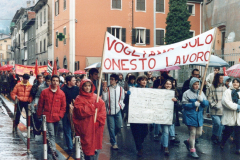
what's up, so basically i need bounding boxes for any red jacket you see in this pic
[73,79,106,156]
[37,86,66,123]
[11,81,33,102]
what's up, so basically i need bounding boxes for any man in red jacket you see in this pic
[37,75,66,157]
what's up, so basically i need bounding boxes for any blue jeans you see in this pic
[212,115,223,137]
[154,124,161,136]
[62,113,73,150]
[161,125,171,147]
[107,111,122,145]
[169,124,175,137]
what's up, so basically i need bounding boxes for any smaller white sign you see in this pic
[128,88,174,125]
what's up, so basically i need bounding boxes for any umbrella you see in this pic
[226,64,240,78]
[0,64,13,71]
[58,68,69,73]
[85,62,101,70]
[192,55,229,67]
[158,66,181,72]
[74,70,86,74]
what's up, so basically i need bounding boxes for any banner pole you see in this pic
[196,28,217,111]
[94,32,107,123]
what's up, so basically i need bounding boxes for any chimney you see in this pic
[32,0,36,5]
[26,0,31,8]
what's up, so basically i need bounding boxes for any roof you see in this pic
[11,8,26,23]
[32,0,48,12]
[0,36,11,41]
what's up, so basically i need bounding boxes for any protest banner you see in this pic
[15,64,47,75]
[128,88,175,125]
[102,28,216,72]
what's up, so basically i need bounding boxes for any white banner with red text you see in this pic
[102,28,216,72]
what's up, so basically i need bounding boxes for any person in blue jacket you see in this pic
[182,77,209,159]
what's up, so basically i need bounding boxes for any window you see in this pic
[36,16,38,29]
[55,0,59,16]
[187,4,195,15]
[63,27,66,44]
[4,40,7,42]
[44,8,46,23]
[156,0,164,12]
[190,30,195,37]
[229,61,235,67]
[136,0,145,11]
[40,41,42,52]
[44,39,46,51]
[56,31,58,47]
[64,0,66,10]
[132,28,150,45]
[136,29,145,44]
[107,27,126,42]
[40,12,42,26]
[36,43,38,54]
[112,0,121,9]
[75,61,79,71]
[7,45,10,50]
[156,29,164,45]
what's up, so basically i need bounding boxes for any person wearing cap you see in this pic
[11,73,33,130]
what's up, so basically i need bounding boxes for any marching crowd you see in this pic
[3,66,240,159]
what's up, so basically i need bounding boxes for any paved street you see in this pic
[1,95,240,160]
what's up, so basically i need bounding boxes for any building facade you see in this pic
[0,34,11,65]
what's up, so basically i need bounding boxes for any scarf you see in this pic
[231,89,239,103]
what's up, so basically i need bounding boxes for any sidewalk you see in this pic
[0,95,74,160]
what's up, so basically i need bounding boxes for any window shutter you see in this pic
[160,0,164,12]
[137,0,141,10]
[160,30,164,45]
[156,30,160,45]
[107,27,111,34]
[122,28,126,42]
[156,0,160,12]
[146,29,150,45]
[55,1,57,16]
[132,29,136,44]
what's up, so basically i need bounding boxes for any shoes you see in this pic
[112,144,119,150]
[137,149,143,157]
[164,147,169,156]
[189,151,199,159]
[170,138,180,145]
[211,135,220,144]
[154,135,160,141]
[184,140,190,151]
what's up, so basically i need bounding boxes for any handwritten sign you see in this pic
[128,88,174,125]
[102,28,216,72]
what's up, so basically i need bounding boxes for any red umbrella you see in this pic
[58,68,69,73]
[226,64,240,77]
[0,64,13,71]
[74,70,86,75]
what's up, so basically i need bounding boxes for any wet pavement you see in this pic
[1,95,240,160]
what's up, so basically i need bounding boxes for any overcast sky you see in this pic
[0,0,27,30]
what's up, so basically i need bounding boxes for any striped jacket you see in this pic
[102,85,125,115]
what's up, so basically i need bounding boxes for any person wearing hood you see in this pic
[223,76,231,88]
[37,75,66,158]
[207,73,226,144]
[73,79,106,160]
[61,75,79,154]
[182,77,209,158]
[220,78,240,154]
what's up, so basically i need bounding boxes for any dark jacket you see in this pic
[61,85,80,114]
[9,74,19,88]
[93,80,102,96]
[31,81,43,99]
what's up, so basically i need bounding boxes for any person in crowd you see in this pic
[182,77,209,158]
[160,79,180,155]
[33,75,52,108]
[223,76,231,89]
[153,71,173,89]
[130,75,148,156]
[68,72,73,75]
[207,73,226,144]
[89,68,102,96]
[30,74,44,100]
[2,71,9,96]
[29,71,36,85]
[0,71,2,93]
[73,79,106,160]
[123,75,137,125]
[124,73,132,91]
[118,73,125,88]
[152,76,156,82]
[61,75,79,154]
[182,69,200,94]
[59,73,66,84]
[9,70,19,92]
[146,72,153,88]
[172,79,182,126]
[80,74,86,80]
[76,79,81,87]
[206,67,220,88]
[75,75,81,80]
[102,73,124,150]
[37,75,66,157]
[220,78,240,154]
[11,74,33,131]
